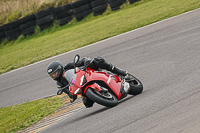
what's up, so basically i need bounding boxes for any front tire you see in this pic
[128,76,143,95]
[85,88,118,107]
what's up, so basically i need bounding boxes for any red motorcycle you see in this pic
[57,54,143,107]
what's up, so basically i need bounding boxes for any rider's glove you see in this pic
[63,88,77,100]
[67,92,74,99]
[70,95,77,103]
[82,57,92,67]
[63,88,72,97]
[84,60,92,68]
[68,93,77,102]
[68,92,77,103]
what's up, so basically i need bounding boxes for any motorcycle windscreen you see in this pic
[64,69,77,86]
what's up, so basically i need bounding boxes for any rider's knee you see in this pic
[82,97,94,108]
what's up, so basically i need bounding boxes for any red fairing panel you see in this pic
[84,69,122,99]
[84,83,102,93]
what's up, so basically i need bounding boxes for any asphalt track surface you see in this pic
[1,8,200,133]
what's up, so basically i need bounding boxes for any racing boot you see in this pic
[109,65,127,76]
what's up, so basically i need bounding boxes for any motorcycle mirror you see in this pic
[57,89,63,95]
[74,54,80,66]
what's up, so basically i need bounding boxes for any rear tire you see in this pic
[128,76,143,95]
[85,87,118,107]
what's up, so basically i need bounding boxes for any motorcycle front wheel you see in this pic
[128,76,143,95]
[85,88,118,107]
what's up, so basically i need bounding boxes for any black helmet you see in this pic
[47,61,63,80]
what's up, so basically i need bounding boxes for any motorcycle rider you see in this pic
[47,56,127,108]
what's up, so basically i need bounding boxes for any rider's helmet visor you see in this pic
[49,66,61,80]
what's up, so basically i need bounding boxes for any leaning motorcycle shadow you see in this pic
[118,90,148,105]
[67,95,136,124]
[117,95,135,105]
[65,105,110,125]
[82,95,135,116]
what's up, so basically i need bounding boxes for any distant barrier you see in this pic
[0,0,140,43]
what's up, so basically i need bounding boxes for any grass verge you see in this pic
[0,0,200,74]
[0,96,63,133]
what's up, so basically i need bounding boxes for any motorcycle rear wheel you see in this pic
[128,76,143,95]
[86,88,118,107]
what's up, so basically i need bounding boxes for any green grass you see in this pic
[0,96,63,133]
[0,0,200,74]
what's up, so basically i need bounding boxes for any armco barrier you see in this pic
[0,0,141,43]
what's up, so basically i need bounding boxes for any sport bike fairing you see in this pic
[64,68,123,99]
